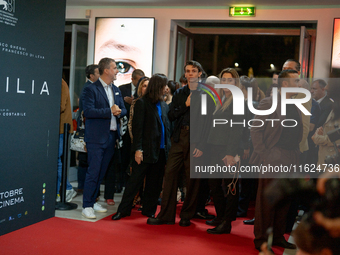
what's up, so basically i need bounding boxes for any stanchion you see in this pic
[55,123,78,210]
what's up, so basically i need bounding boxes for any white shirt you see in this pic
[99,77,117,131]
[131,82,136,96]
[317,94,327,104]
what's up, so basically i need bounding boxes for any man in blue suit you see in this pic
[82,58,127,219]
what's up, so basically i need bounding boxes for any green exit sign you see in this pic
[229,7,256,17]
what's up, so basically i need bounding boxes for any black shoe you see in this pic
[111,212,127,220]
[273,239,296,249]
[179,219,191,227]
[194,209,215,220]
[206,218,223,226]
[147,217,175,225]
[207,221,231,234]
[243,218,255,225]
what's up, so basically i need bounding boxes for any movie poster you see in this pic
[0,0,66,235]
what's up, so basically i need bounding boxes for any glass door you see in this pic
[181,22,316,78]
[69,24,88,111]
[299,26,311,78]
[63,24,88,182]
[174,26,194,81]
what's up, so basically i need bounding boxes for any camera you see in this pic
[324,127,340,165]
[265,178,340,218]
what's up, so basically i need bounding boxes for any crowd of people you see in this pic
[59,57,340,254]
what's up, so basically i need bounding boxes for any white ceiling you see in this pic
[66,0,340,7]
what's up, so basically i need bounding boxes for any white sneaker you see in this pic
[93,202,107,213]
[82,207,96,219]
[66,189,77,202]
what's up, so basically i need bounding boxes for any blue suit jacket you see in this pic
[82,79,127,144]
[77,80,92,128]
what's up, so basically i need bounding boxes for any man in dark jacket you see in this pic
[250,70,303,251]
[147,60,213,227]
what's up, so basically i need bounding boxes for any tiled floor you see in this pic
[55,182,122,222]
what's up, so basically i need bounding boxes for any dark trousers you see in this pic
[254,178,291,248]
[207,145,239,222]
[83,131,117,208]
[157,129,201,222]
[196,179,210,213]
[285,151,307,232]
[237,147,257,216]
[253,146,299,248]
[104,146,121,200]
[209,178,239,222]
[120,132,131,186]
[118,149,166,216]
[77,152,88,190]
[237,178,257,216]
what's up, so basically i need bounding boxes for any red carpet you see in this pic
[0,204,285,255]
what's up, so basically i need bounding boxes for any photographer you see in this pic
[312,81,340,166]
[259,213,340,255]
[259,170,340,255]
[315,171,340,238]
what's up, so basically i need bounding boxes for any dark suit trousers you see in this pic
[118,149,166,216]
[196,179,210,213]
[207,146,239,221]
[157,129,201,222]
[254,178,291,248]
[253,147,299,248]
[77,152,88,190]
[237,178,257,216]
[83,131,117,208]
[209,178,239,222]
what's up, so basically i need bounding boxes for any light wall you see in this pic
[66,6,340,78]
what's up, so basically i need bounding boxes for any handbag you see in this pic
[70,129,86,153]
[70,110,86,153]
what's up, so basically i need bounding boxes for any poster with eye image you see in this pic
[0,0,66,235]
[331,18,340,69]
[94,17,155,86]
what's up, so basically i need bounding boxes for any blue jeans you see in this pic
[57,133,73,195]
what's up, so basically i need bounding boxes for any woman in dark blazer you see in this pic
[112,73,171,220]
[206,68,244,234]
